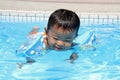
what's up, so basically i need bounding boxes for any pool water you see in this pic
[0,21,120,80]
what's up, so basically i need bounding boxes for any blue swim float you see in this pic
[16,30,96,57]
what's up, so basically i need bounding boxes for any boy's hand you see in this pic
[65,53,79,64]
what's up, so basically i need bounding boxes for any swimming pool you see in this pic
[0,11,120,80]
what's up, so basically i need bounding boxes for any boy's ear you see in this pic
[75,34,78,38]
[44,27,47,33]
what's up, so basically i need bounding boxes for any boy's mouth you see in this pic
[54,45,63,50]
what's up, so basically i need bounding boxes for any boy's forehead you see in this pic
[49,25,77,37]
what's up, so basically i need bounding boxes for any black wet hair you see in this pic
[46,9,80,34]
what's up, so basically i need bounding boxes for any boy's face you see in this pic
[45,25,77,50]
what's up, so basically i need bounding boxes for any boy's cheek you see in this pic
[48,38,56,44]
[64,43,72,49]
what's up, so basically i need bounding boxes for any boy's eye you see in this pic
[53,37,58,40]
[65,39,72,42]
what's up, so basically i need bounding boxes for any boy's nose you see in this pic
[56,40,64,47]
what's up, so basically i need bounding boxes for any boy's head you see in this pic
[46,9,80,34]
[44,9,80,50]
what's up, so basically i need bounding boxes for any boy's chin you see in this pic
[47,46,69,51]
[54,47,69,51]
[54,47,63,50]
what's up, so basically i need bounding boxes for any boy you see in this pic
[43,9,80,63]
[17,9,80,67]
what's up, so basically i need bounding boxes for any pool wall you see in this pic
[0,10,120,26]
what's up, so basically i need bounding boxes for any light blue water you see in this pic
[0,21,120,80]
